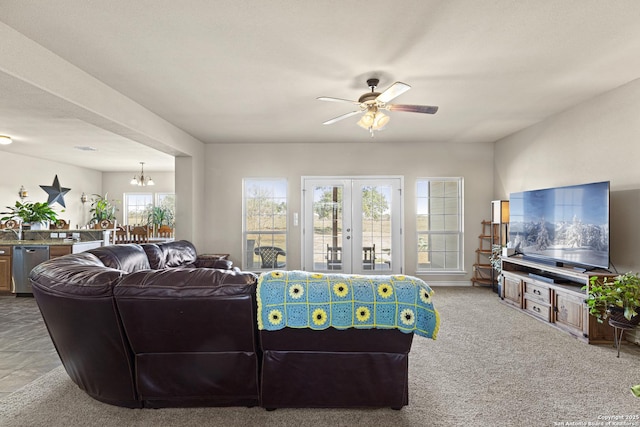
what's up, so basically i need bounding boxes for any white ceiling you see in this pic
[1,0,640,172]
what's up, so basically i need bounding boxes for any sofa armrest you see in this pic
[195,254,233,269]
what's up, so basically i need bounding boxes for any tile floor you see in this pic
[0,295,61,399]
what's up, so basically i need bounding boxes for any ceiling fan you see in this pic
[317,78,438,136]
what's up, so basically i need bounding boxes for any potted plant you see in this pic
[490,244,504,290]
[89,193,119,225]
[1,201,59,230]
[584,272,640,325]
[146,205,174,237]
[147,206,174,227]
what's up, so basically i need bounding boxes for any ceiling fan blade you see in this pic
[317,96,361,105]
[388,104,439,114]
[376,82,411,103]
[322,111,361,125]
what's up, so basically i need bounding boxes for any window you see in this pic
[416,178,463,272]
[124,193,153,226]
[243,178,287,270]
[155,193,176,217]
[124,193,175,227]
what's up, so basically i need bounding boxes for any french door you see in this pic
[302,177,403,274]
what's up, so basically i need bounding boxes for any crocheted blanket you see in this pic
[257,270,440,339]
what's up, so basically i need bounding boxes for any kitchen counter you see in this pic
[1,228,109,246]
[0,240,99,245]
[4,240,104,254]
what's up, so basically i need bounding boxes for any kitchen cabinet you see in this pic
[0,245,11,293]
[49,245,72,259]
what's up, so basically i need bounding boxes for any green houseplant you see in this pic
[1,201,59,228]
[584,272,640,324]
[146,206,174,228]
[489,244,504,288]
[89,193,119,224]
[145,205,175,237]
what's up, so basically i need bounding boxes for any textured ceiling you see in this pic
[1,0,640,171]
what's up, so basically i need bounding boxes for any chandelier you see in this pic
[130,162,155,186]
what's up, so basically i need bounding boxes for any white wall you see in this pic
[495,77,640,273]
[0,151,102,227]
[1,23,206,245]
[102,171,175,226]
[495,78,640,343]
[0,152,176,230]
[204,141,494,284]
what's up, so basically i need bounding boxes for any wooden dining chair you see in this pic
[157,225,174,238]
[114,226,129,244]
[129,226,149,244]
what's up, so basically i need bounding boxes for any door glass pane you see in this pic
[313,186,343,271]
[360,185,392,271]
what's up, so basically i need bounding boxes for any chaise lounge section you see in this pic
[257,270,440,409]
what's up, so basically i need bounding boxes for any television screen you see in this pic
[509,181,610,269]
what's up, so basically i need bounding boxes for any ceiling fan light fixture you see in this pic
[372,111,390,130]
[357,110,375,129]
[357,109,389,132]
[318,78,438,135]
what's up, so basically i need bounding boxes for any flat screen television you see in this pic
[508,181,610,270]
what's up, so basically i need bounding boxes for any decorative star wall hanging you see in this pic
[40,175,71,208]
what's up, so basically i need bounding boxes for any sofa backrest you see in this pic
[114,268,258,353]
[142,240,198,269]
[87,244,151,273]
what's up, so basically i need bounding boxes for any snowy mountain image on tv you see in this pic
[509,181,610,269]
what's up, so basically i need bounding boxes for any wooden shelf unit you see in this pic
[500,255,617,344]
[471,220,499,287]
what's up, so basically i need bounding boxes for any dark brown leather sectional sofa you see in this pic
[29,240,415,409]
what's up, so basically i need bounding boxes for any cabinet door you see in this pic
[0,254,11,293]
[502,273,522,308]
[49,245,72,259]
[554,290,584,336]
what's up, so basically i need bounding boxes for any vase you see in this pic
[29,221,49,231]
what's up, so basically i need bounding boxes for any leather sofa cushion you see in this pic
[114,267,257,298]
[142,240,198,269]
[29,252,125,297]
[88,244,151,273]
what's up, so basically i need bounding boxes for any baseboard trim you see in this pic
[423,280,472,287]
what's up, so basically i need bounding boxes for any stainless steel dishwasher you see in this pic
[13,245,49,296]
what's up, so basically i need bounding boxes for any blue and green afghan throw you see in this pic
[257,270,440,339]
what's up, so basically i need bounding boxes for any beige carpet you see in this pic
[1,287,639,427]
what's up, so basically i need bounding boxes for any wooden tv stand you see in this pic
[500,256,616,344]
